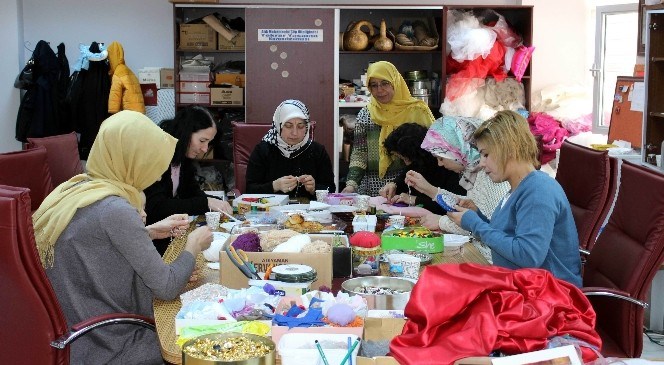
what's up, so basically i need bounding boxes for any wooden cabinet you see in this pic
[644,6,664,162]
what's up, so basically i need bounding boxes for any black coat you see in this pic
[246,141,336,201]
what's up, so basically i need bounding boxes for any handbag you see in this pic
[14,57,35,89]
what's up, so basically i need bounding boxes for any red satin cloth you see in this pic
[390,263,601,365]
[445,41,507,101]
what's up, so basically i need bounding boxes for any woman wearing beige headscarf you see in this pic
[33,111,212,365]
[342,61,434,196]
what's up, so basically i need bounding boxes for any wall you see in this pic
[1,0,22,153]
[5,0,597,154]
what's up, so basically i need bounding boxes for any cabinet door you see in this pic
[245,8,336,158]
[645,10,664,156]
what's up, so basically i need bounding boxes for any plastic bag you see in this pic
[477,9,523,48]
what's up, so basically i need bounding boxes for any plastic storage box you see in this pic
[277,333,360,365]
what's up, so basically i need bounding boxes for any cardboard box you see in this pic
[219,234,333,291]
[214,73,245,87]
[179,71,210,82]
[160,68,174,88]
[178,81,210,93]
[138,67,160,85]
[178,92,210,104]
[381,228,444,253]
[179,23,217,51]
[218,31,245,50]
[210,87,243,106]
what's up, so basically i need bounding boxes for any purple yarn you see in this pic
[326,303,355,326]
[232,232,262,252]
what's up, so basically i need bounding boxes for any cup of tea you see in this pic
[387,215,406,229]
[205,211,221,230]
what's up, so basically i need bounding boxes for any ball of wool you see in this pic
[231,232,262,252]
[349,231,381,248]
[326,303,356,326]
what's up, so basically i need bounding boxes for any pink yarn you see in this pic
[528,112,570,164]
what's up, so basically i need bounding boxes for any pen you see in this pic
[347,336,353,365]
[314,340,329,365]
[339,338,360,365]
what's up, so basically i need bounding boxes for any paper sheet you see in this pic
[630,82,645,112]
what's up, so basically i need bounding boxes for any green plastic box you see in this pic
[381,228,444,253]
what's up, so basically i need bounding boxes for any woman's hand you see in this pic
[405,170,437,198]
[446,207,469,227]
[456,198,478,212]
[298,175,316,194]
[184,226,213,255]
[207,198,233,215]
[273,175,298,193]
[341,185,355,193]
[420,214,442,230]
[390,193,415,206]
[146,214,189,240]
[379,182,397,200]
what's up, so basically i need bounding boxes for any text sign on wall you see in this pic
[258,29,323,42]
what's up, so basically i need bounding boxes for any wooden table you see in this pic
[154,238,489,364]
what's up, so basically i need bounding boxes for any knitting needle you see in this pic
[220,210,241,222]
[314,340,329,365]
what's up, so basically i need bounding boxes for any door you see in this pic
[245,8,336,163]
[591,4,639,134]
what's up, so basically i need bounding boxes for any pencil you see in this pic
[314,340,329,365]
[339,337,360,365]
[348,336,353,365]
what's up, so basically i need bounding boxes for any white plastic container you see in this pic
[278,333,360,365]
[352,214,377,232]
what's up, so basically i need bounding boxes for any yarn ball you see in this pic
[326,303,356,326]
[349,231,381,248]
[232,232,262,252]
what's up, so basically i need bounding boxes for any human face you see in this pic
[368,78,395,104]
[186,126,217,159]
[436,156,464,173]
[476,141,504,183]
[280,118,307,146]
[139,192,147,225]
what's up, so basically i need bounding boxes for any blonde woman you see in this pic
[448,110,582,287]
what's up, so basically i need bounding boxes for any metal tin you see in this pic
[404,70,428,81]
[182,333,276,365]
[341,276,413,310]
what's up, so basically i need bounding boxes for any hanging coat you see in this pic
[107,41,145,114]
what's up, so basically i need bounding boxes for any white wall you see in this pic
[1,0,23,153]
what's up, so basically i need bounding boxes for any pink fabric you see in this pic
[171,164,181,197]
[369,196,433,217]
[527,113,570,164]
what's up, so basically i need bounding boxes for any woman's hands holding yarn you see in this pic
[379,182,397,200]
[298,175,316,194]
[405,170,437,198]
[146,214,189,240]
[185,226,213,255]
[273,175,298,193]
[208,198,233,215]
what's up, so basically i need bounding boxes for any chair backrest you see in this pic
[555,141,611,251]
[583,161,664,358]
[0,146,54,211]
[0,185,69,364]
[27,132,84,187]
[232,122,271,194]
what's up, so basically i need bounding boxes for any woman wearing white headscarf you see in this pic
[246,99,335,201]
[33,111,212,364]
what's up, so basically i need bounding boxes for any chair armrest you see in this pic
[581,286,649,309]
[50,313,156,349]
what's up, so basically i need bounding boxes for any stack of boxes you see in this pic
[177,18,246,106]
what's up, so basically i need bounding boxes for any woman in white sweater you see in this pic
[405,116,509,261]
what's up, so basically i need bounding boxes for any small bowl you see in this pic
[182,332,275,364]
[341,276,414,310]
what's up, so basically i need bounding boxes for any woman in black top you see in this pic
[379,123,466,215]
[246,99,335,201]
[144,106,232,254]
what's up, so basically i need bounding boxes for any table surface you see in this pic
[154,231,489,364]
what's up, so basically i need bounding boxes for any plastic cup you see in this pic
[387,254,404,277]
[315,189,329,202]
[400,254,421,280]
[387,215,406,229]
[356,194,371,212]
[205,211,221,230]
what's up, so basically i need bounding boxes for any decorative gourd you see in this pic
[343,20,374,51]
[373,19,393,52]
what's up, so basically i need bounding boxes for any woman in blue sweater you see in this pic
[448,110,582,287]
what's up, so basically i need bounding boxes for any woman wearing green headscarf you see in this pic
[342,61,434,196]
[33,111,213,364]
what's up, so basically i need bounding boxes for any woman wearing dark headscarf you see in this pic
[246,99,335,201]
[342,61,435,196]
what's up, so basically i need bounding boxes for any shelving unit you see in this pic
[643,6,664,162]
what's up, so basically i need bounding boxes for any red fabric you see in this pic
[445,41,507,101]
[390,263,601,365]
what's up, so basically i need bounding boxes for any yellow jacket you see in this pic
[107,41,145,114]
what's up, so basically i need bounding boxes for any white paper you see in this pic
[630,82,645,112]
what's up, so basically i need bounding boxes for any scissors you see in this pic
[225,245,261,279]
